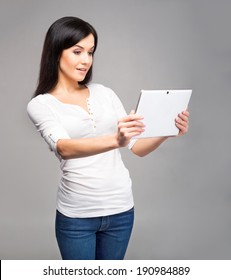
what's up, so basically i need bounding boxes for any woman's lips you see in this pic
[76,68,87,73]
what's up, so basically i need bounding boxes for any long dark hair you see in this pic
[33,16,98,97]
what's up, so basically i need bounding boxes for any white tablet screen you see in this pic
[134,89,192,138]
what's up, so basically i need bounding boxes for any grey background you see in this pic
[0,0,230,259]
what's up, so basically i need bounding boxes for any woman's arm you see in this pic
[57,113,145,159]
[57,135,118,159]
[131,136,168,157]
[131,111,190,157]
[57,110,189,160]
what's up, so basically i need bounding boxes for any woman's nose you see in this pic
[81,52,90,64]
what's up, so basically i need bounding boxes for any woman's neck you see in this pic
[51,79,85,96]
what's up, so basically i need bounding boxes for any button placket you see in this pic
[86,98,96,130]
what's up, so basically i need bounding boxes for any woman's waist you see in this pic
[60,168,131,191]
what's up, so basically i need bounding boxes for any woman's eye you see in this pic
[73,51,93,56]
[73,50,81,55]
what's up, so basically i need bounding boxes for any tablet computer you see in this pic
[134,89,192,138]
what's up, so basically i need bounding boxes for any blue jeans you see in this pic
[55,208,134,260]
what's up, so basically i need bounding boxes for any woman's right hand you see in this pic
[116,111,145,147]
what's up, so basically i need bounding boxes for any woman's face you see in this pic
[58,33,95,84]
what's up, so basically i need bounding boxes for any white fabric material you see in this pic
[27,83,136,218]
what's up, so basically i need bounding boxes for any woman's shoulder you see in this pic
[27,94,53,116]
[28,93,51,106]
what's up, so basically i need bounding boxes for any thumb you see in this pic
[129,109,135,114]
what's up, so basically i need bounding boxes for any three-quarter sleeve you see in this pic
[27,96,70,158]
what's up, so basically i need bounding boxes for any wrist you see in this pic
[111,134,120,149]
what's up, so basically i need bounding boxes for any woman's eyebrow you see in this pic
[74,44,95,50]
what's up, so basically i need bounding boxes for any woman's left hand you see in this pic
[175,110,190,136]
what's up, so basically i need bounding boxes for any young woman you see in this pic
[27,16,189,260]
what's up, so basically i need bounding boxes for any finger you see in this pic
[118,120,145,129]
[176,127,186,136]
[177,113,189,123]
[119,113,144,123]
[181,110,190,117]
[176,122,188,135]
[128,131,144,138]
[120,126,145,134]
[175,118,188,128]
[119,129,145,141]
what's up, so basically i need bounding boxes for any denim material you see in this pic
[55,208,134,260]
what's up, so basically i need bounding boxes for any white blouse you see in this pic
[27,83,136,218]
